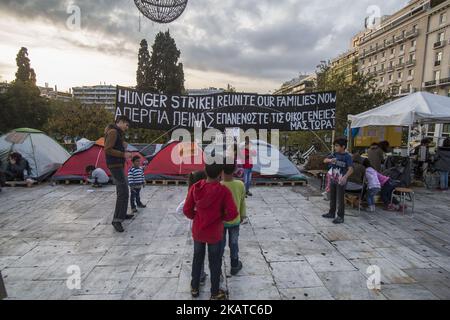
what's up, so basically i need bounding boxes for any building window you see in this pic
[434,70,441,81]
[427,124,436,137]
[413,24,418,32]
[443,124,450,138]
[408,69,414,76]
[411,40,417,47]
[400,44,405,52]
[398,72,403,79]
[391,48,395,55]
[389,74,393,81]
[380,77,384,83]
[439,12,447,25]
[438,32,445,42]
[407,83,412,92]
[410,53,416,61]
[399,57,404,64]
[381,63,385,70]
[436,52,443,65]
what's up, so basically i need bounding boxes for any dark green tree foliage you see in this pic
[148,30,185,94]
[136,39,152,91]
[0,47,50,133]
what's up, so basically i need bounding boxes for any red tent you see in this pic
[53,139,145,181]
[144,141,205,180]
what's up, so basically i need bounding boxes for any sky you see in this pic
[0,0,409,93]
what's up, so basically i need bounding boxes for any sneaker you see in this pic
[332,217,344,224]
[230,260,243,276]
[322,213,335,219]
[131,208,138,214]
[246,191,253,197]
[137,203,147,208]
[241,217,249,225]
[112,222,124,232]
[369,205,376,212]
[191,286,200,298]
[210,289,228,300]
[125,214,135,220]
[322,192,329,201]
[384,204,397,212]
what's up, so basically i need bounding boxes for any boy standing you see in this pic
[221,163,246,276]
[184,162,238,300]
[322,138,354,224]
[128,156,146,214]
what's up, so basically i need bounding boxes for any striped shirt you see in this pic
[128,166,145,186]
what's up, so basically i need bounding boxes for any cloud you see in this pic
[0,0,407,91]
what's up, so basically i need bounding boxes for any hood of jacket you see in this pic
[192,180,224,210]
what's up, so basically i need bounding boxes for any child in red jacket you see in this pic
[184,162,238,300]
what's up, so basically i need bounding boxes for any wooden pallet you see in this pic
[253,180,307,187]
[53,180,85,185]
[147,180,188,186]
[5,181,36,188]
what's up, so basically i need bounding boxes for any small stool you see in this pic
[391,187,415,215]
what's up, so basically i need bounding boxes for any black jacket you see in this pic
[435,147,450,172]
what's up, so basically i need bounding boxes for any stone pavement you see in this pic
[0,183,449,300]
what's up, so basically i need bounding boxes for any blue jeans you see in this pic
[367,188,380,206]
[220,226,240,263]
[244,168,252,192]
[439,171,449,190]
[130,187,142,209]
[191,241,222,295]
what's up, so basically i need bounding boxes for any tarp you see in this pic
[0,128,70,181]
[348,92,450,128]
[53,139,146,181]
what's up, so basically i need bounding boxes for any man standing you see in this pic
[105,116,133,232]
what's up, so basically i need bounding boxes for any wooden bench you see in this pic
[5,181,34,188]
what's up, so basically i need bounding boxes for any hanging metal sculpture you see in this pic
[134,0,188,24]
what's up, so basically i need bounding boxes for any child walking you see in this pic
[184,162,238,300]
[363,159,381,212]
[221,163,246,276]
[322,138,354,224]
[176,170,208,285]
[128,156,146,214]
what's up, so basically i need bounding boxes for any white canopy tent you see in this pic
[348,92,450,152]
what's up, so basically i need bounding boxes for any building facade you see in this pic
[330,49,359,84]
[273,74,316,95]
[356,0,449,142]
[38,84,73,103]
[72,85,116,111]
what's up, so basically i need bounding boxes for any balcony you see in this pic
[385,39,394,47]
[396,63,405,70]
[424,80,437,87]
[405,29,419,39]
[435,60,442,67]
[387,66,395,73]
[434,40,446,49]
[409,46,416,53]
[380,57,386,62]
[395,35,405,43]
[407,75,414,81]
[406,59,416,67]
[439,77,450,85]
[378,69,386,75]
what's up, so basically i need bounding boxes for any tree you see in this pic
[45,101,114,141]
[136,39,152,91]
[315,61,393,135]
[0,47,49,133]
[148,30,185,94]
[15,47,37,85]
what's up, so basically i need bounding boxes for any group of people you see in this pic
[0,152,35,191]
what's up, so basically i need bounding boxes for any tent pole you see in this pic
[407,125,412,156]
[347,121,352,153]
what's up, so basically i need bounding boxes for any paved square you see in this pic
[0,184,449,300]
